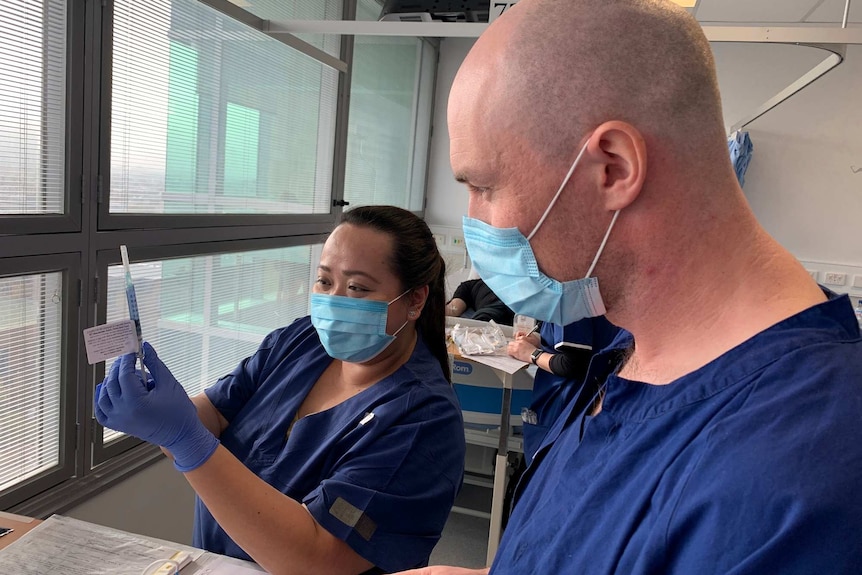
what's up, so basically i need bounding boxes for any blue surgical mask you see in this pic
[463,139,621,325]
[310,290,410,363]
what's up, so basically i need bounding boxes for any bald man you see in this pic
[396,1,862,574]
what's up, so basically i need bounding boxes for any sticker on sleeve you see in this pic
[83,320,139,365]
[330,497,377,541]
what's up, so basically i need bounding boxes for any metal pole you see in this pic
[842,0,851,28]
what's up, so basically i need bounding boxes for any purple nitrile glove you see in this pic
[95,342,219,472]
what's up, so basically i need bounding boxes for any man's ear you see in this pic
[587,121,647,211]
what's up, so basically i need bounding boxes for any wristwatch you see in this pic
[530,348,544,365]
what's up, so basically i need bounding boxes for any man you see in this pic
[446,277,515,325]
[398,0,862,573]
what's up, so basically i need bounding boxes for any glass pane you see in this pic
[356,0,383,21]
[408,40,437,211]
[344,36,421,208]
[103,245,319,443]
[0,272,62,491]
[0,0,66,215]
[231,0,343,57]
[110,0,337,215]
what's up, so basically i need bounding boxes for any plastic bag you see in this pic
[450,320,508,356]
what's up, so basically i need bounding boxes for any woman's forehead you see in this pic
[320,224,395,275]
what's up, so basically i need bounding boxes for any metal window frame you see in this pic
[1,0,83,235]
[89,233,329,465]
[94,0,347,232]
[0,253,81,510]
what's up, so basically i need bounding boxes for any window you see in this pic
[343,1,437,211]
[0,0,436,516]
[102,245,319,444]
[0,0,66,215]
[0,272,63,492]
[234,0,343,58]
[110,0,338,215]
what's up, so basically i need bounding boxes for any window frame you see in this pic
[1,0,439,518]
[90,235,328,465]
[95,0,349,231]
[0,253,81,511]
[1,0,83,235]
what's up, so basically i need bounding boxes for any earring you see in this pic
[409,310,417,318]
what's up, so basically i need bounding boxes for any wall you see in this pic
[65,458,196,545]
[425,39,862,302]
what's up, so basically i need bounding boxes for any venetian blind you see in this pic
[0,0,66,215]
[102,245,319,442]
[109,0,337,215]
[0,272,63,491]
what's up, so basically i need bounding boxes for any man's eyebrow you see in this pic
[317,265,381,284]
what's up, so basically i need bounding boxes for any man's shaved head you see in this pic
[460,0,727,169]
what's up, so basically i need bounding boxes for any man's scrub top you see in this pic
[198,317,466,573]
[494,293,862,574]
[523,316,620,461]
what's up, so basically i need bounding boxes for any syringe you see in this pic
[120,245,146,379]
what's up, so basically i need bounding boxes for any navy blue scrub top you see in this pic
[198,317,466,573]
[523,316,620,462]
[496,293,862,574]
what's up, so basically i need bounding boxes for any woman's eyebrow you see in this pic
[317,265,381,284]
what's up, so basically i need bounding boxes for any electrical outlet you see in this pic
[432,233,446,247]
[806,270,818,281]
[450,235,465,247]
[853,275,862,289]
[823,272,847,286]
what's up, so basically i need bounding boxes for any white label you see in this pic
[489,1,518,23]
[83,320,139,365]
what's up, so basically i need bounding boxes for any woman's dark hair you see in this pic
[340,205,450,382]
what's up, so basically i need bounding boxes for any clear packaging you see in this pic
[450,320,508,355]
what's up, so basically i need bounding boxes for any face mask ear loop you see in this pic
[584,209,621,278]
[390,318,410,338]
[387,288,413,338]
[527,139,591,242]
[388,288,411,305]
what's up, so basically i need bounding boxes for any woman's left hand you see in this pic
[95,342,219,471]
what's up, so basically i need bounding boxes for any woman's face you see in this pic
[314,223,410,336]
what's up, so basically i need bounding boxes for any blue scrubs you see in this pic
[198,317,466,573]
[494,294,862,574]
[523,316,620,462]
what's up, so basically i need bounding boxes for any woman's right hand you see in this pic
[507,335,538,363]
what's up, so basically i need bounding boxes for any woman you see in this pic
[95,206,466,575]
[507,316,621,462]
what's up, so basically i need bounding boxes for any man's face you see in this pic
[447,51,593,284]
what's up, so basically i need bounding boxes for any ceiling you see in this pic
[690,0,861,24]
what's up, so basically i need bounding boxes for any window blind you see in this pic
[103,245,318,443]
[0,272,62,491]
[110,0,337,215]
[0,0,66,215]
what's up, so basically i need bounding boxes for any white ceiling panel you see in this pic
[806,0,862,23]
[694,0,824,23]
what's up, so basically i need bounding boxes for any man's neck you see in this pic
[611,226,825,385]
